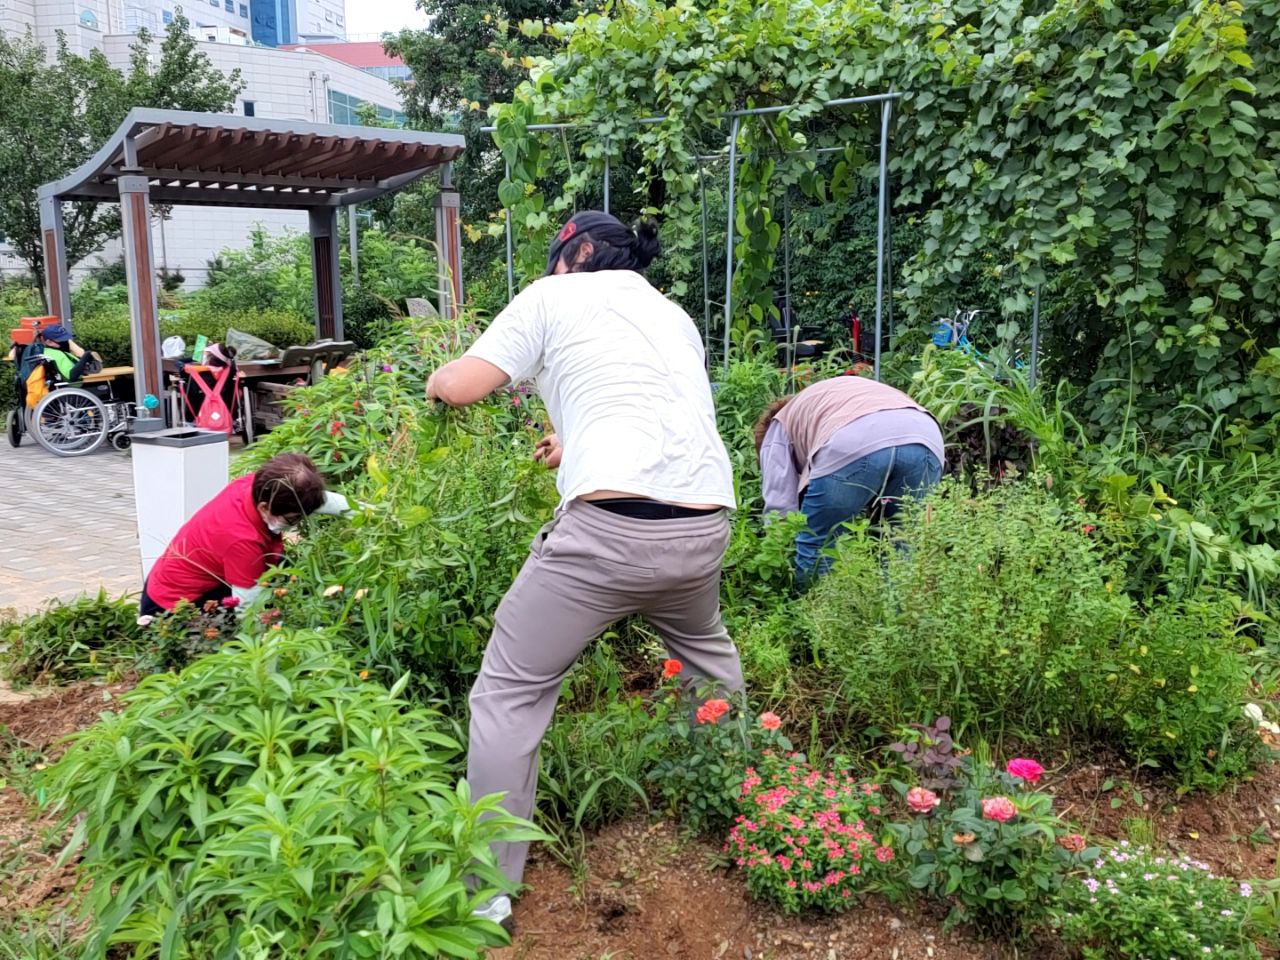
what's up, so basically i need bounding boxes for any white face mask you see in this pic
[267,519,290,534]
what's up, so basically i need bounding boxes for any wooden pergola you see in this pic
[38,108,465,429]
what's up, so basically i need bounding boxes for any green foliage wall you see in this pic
[486,0,1280,433]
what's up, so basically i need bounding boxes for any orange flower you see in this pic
[695,698,730,725]
[662,658,683,679]
[952,832,976,846]
[759,711,782,731]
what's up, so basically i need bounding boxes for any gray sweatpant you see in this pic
[467,498,745,885]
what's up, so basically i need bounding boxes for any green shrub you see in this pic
[69,308,313,366]
[42,630,536,960]
[0,590,144,685]
[1052,844,1266,959]
[647,666,791,833]
[1087,591,1260,788]
[237,316,556,695]
[807,480,1128,742]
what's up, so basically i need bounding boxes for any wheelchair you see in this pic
[7,340,137,457]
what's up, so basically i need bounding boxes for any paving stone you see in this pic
[0,443,141,615]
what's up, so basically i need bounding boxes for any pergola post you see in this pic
[118,174,164,430]
[435,164,463,319]
[38,196,72,325]
[309,207,343,341]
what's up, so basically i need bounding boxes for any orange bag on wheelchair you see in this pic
[24,363,49,409]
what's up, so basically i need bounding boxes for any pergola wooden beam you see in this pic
[38,108,466,433]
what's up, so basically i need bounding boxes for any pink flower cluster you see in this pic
[727,758,890,912]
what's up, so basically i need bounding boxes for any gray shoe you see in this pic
[472,894,514,934]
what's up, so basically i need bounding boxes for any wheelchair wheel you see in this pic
[111,431,132,451]
[32,387,108,457]
[6,408,22,448]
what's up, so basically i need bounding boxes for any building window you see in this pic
[329,89,407,128]
[162,8,173,23]
[239,3,247,16]
[324,11,332,21]
[210,0,218,6]
[243,100,255,117]
[79,8,100,29]
[224,0,234,10]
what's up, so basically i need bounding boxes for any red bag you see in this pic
[190,364,234,433]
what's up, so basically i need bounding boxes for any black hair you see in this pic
[561,218,662,275]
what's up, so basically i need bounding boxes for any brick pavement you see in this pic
[0,441,141,616]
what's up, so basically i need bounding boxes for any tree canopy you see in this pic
[0,13,243,288]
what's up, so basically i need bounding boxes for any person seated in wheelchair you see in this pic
[4,324,101,382]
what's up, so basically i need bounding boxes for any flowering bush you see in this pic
[1051,843,1265,959]
[646,661,790,832]
[887,732,1095,934]
[728,753,893,914]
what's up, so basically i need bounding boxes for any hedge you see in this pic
[69,308,315,366]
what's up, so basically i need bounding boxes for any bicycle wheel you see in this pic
[32,387,108,457]
[6,408,22,448]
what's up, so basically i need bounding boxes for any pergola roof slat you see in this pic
[39,108,463,209]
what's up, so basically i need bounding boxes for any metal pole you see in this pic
[348,204,359,287]
[1029,283,1042,389]
[697,155,711,364]
[873,96,892,382]
[603,155,610,214]
[504,159,515,301]
[782,189,794,384]
[723,114,741,372]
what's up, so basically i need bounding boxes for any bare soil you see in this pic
[493,820,1001,960]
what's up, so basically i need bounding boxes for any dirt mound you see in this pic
[494,820,999,960]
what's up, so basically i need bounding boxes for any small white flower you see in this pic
[1244,703,1266,724]
[323,584,345,597]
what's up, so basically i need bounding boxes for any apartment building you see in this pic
[0,0,415,286]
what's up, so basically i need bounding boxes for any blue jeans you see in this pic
[795,443,943,582]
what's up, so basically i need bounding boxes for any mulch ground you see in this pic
[0,680,133,919]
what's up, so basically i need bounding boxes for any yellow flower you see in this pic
[1187,685,1198,694]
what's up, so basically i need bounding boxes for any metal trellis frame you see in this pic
[482,90,906,377]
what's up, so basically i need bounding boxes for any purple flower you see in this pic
[1143,873,1156,881]
[1220,909,1233,917]
[381,364,392,373]
[1084,878,1099,893]
[1240,882,1253,897]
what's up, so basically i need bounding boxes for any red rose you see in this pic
[662,658,683,679]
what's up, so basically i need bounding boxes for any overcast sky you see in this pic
[345,0,429,39]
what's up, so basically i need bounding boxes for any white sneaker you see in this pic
[472,894,514,934]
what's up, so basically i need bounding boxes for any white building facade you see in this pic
[0,0,413,287]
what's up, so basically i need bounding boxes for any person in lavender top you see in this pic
[754,373,944,582]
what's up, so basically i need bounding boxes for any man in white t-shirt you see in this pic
[425,211,743,928]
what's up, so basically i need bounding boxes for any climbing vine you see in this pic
[489,0,1279,431]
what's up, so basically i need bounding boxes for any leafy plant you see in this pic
[806,479,1129,741]
[887,716,965,792]
[0,590,144,685]
[40,630,539,960]
[888,746,1095,936]
[728,752,892,914]
[1084,589,1262,789]
[1052,844,1265,959]
[647,661,790,833]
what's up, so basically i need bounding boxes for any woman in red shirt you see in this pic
[140,453,344,616]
